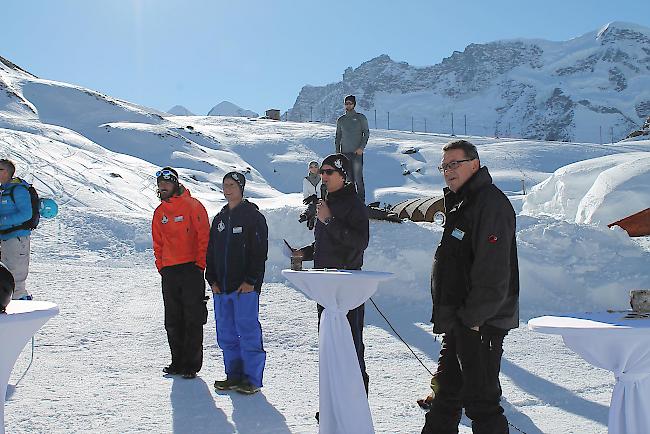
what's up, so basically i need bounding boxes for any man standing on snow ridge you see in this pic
[0,159,34,300]
[335,95,369,203]
[207,172,268,395]
[294,153,371,395]
[152,166,210,380]
[422,140,519,434]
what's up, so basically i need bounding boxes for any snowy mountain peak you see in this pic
[288,22,650,143]
[207,101,258,117]
[167,105,195,116]
[0,54,36,78]
[596,21,650,44]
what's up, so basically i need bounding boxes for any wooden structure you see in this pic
[390,196,444,222]
[265,109,281,120]
[608,208,650,237]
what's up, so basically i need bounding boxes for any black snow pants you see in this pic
[422,325,509,434]
[161,262,208,373]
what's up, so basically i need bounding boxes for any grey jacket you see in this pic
[430,166,519,333]
[335,110,369,153]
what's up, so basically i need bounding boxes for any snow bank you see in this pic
[258,202,650,317]
[522,151,650,225]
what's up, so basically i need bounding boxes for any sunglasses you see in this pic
[156,169,177,180]
[319,169,338,175]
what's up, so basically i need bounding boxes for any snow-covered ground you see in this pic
[2,57,650,433]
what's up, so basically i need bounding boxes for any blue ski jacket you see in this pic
[205,200,268,294]
[0,179,33,240]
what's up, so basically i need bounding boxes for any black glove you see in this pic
[303,194,317,205]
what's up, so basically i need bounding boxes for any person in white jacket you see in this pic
[300,161,322,230]
[302,161,322,200]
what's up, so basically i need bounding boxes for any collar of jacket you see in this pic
[164,185,189,202]
[219,199,258,214]
[326,182,356,201]
[446,166,492,198]
[1,178,26,188]
[306,172,320,187]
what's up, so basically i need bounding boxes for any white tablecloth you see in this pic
[282,269,393,434]
[529,311,650,434]
[1,300,59,434]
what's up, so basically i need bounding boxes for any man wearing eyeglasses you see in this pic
[152,166,210,380]
[335,95,369,203]
[422,140,519,434]
[293,153,371,398]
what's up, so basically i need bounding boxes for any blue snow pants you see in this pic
[214,291,266,387]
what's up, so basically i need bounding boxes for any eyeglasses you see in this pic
[156,169,177,180]
[438,159,474,173]
[319,169,337,175]
[309,164,319,168]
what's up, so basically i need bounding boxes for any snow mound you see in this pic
[522,151,650,225]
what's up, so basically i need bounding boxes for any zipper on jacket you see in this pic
[222,211,231,293]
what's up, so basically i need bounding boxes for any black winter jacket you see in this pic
[431,166,519,333]
[205,200,268,293]
[302,183,369,269]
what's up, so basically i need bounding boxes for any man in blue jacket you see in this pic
[0,159,33,300]
[206,172,268,395]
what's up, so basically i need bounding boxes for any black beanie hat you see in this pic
[223,171,246,194]
[344,95,356,105]
[321,153,350,179]
[156,166,179,185]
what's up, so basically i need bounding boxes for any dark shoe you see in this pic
[182,372,197,379]
[214,377,242,391]
[233,381,260,395]
[163,365,180,375]
[315,412,319,423]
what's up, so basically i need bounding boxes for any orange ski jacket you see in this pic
[152,188,210,272]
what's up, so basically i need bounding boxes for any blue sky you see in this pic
[1,0,648,116]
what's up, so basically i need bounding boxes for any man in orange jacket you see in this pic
[152,167,210,379]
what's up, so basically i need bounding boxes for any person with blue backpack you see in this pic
[0,159,34,300]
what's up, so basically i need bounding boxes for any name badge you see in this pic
[233,226,243,234]
[174,215,184,222]
[451,228,465,240]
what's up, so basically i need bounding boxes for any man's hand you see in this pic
[237,282,255,293]
[355,148,363,155]
[316,199,332,223]
[211,283,221,294]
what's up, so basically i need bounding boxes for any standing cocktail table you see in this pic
[529,311,650,434]
[282,269,393,434]
[1,300,59,434]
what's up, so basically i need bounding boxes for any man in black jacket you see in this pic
[422,140,519,434]
[296,153,371,393]
[206,172,269,395]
